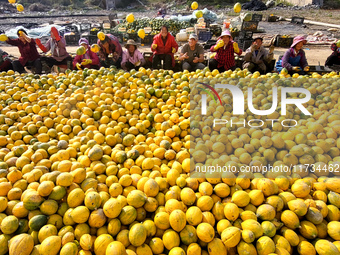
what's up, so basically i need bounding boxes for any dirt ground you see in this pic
[0,43,332,67]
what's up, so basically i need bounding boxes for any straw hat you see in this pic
[125,39,137,49]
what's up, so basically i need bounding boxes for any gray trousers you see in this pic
[243,61,267,74]
[182,61,205,72]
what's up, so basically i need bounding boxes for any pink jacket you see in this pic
[43,37,70,62]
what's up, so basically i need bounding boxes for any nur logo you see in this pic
[198,83,312,116]
[197,82,223,115]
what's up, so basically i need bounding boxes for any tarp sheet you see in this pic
[170,8,219,22]
[5,24,63,39]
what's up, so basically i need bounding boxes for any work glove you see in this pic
[81,59,92,66]
[0,34,8,42]
[172,47,176,54]
[152,44,157,50]
[303,66,310,72]
[233,42,240,54]
[76,63,82,70]
[269,45,275,54]
[292,66,301,71]
[35,38,47,52]
[214,40,224,50]
[51,27,61,41]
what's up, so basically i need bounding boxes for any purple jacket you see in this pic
[97,34,122,60]
[43,37,70,62]
[282,48,308,71]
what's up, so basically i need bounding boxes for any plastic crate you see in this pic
[252,14,263,22]
[275,36,294,48]
[237,39,253,51]
[141,34,153,45]
[198,31,212,41]
[241,21,259,31]
[127,33,138,41]
[291,16,304,24]
[267,15,278,22]
[238,30,253,40]
[65,34,80,46]
[90,28,101,35]
[231,31,240,39]
[88,35,98,45]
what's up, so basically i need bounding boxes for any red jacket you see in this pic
[6,38,40,66]
[151,32,178,67]
[73,46,100,69]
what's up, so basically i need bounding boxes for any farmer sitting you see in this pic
[1,29,42,74]
[209,30,242,72]
[325,40,340,67]
[121,39,145,71]
[36,27,72,70]
[243,36,274,74]
[276,35,309,74]
[151,25,178,70]
[179,34,205,71]
[0,48,12,72]
[97,32,122,68]
[73,38,100,70]
[157,8,166,18]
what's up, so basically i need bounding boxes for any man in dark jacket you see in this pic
[4,29,42,74]
[325,40,340,67]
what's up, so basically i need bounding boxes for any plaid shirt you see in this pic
[210,41,242,70]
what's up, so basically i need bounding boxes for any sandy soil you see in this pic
[0,44,332,67]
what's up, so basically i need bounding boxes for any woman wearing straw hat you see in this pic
[209,30,242,72]
[121,39,145,71]
[277,35,309,74]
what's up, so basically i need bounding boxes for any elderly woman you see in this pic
[277,36,309,74]
[36,27,72,70]
[151,25,178,70]
[3,29,42,74]
[97,32,122,68]
[179,34,205,71]
[73,38,100,70]
[209,30,242,72]
[121,39,145,71]
[243,37,274,74]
